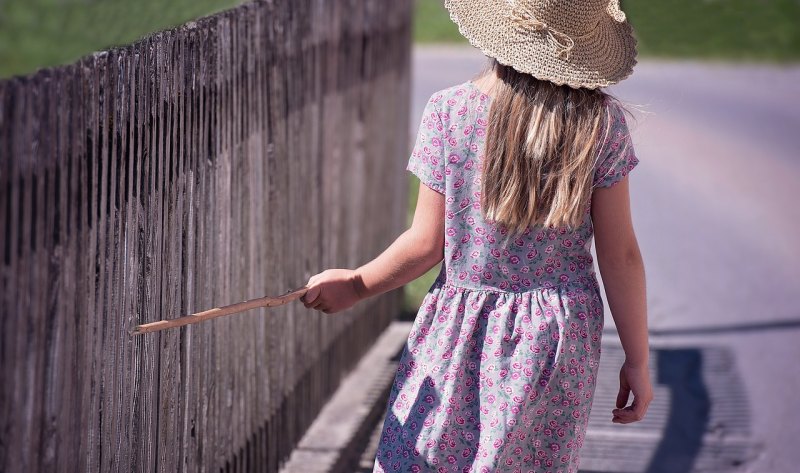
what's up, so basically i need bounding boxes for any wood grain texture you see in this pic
[0,0,412,471]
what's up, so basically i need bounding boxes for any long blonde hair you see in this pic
[480,60,609,235]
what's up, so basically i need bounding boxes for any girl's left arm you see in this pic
[302,183,445,313]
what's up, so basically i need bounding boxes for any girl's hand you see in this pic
[612,361,653,424]
[301,269,362,314]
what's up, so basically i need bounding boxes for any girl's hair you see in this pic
[480,60,610,235]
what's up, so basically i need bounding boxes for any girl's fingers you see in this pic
[613,365,652,424]
[302,286,321,307]
[611,406,636,423]
[300,273,346,315]
[612,398,649,424]
[302,286,336,314]
[615,385,630,409]
[306,272,323,288]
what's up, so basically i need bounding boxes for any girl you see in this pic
[302,1,652,471]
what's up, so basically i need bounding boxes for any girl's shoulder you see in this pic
[424,81,491,122]
[427,81,479,104]
[593,96,639,189]
[602,96,631,129]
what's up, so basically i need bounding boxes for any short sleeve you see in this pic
[592,101,639,188]
[406,94,446,194]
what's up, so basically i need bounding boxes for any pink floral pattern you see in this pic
[373,81,638,473]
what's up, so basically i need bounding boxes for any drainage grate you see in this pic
[579,342,753,473]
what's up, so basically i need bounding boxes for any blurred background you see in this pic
[2,0,798,78]
[0,0,242,79]
[2,1,799,472]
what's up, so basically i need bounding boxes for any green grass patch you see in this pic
[0,0,245,78]
[413,0,466,43]
[413,0,800,61]
[624,0,800,62]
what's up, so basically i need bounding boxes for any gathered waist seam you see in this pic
[433,273,599,295]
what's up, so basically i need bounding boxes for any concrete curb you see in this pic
[279,321,411,473]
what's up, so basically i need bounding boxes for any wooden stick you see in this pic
[130,286,309,335]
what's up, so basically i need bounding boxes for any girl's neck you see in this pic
[471,70,500,99]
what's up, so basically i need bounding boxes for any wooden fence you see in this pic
[0,0,411,471]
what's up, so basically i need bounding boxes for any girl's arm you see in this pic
[302,183,445,313]
[591,175,653,424]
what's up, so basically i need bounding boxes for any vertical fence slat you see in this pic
[3,79,22,472]
[138,35,160,470]
[28,72,45,473]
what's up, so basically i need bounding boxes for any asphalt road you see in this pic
[410,45,800,473]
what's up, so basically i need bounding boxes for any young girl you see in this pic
[302,1,652,471]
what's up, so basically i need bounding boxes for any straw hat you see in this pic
[444,0,638,89]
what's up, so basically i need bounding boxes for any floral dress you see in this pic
[372,81,638,473]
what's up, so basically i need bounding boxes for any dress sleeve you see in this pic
[406,94,447,195]
[592,101,639,188]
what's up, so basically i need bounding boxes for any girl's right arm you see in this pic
[591,175,653,424]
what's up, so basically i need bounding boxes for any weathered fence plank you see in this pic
[0,1,412,471]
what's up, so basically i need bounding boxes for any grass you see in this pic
[412,0,466,43]
[0,0,245,79]
[413,0,800,62]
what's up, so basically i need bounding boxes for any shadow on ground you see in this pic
[354,330,753,473]
[580,343,752,473]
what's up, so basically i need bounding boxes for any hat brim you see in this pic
[445,0,638,89]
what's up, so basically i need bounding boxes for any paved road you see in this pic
[408,45,800,473]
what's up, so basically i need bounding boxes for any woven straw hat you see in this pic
[444,0,638,89]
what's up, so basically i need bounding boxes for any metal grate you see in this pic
[580,341,753,473]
